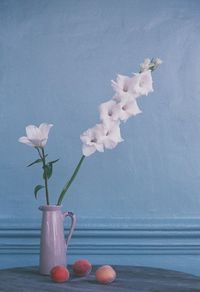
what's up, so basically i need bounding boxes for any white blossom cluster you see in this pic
[80,58,162,157]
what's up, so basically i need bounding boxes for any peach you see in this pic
[50,265,70,283]
[95,265,116,284]
[73,259,92,277]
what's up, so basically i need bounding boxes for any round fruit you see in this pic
[50,265,70,283]
[73,259,92,277]
[95,265,116,284]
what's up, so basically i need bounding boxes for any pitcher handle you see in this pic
[63,211,76,248]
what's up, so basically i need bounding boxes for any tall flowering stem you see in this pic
[57,155,85,206]
[18,58,162,206]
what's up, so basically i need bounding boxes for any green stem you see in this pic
[57,155,85,206]
[42,148,50,205]
[36,147,50,205]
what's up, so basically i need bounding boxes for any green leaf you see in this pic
[27,155,48,167]
[49,159,59,165]
[42,159,59,180]
[27,158,43,167]
[43,164,53,180]
[34,185,44,199]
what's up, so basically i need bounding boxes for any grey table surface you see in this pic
[0,265,200,292]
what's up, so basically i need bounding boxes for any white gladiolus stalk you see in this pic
[61,57,161,204]
[81,57,161,158]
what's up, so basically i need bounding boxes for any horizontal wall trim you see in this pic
[0,244,200,255]
[0,217,200,256]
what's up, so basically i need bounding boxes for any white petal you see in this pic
[126,100,142,116]
[82,144,96,157]
[109,125,124,143]
[121,112,130,121]
[111,99,141,122]
[113,92,125,103]
[104,139,118,149]
[111,104,123,121]
[93,123,106,138]
[80,129,93,144]
[111,80,120,93]
[113,103,131,121]
[80,125,105,155]
[26,125,40,140]
[137,70,153,96]
[18,136,35,147]
[39,123,53,139]
[111,74,129,94]
[112,74,141,102]
[95,143,104,152]
[28,138,45,147]
[103,122,124,149]
[116,74,129,88]
[41,138,48,147]
[99,100,117,123]
[128,75,141,95]
[80,133,88,144]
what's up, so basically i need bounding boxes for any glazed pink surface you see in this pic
[39,205,76,275]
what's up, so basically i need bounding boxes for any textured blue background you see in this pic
[0,0,200,275]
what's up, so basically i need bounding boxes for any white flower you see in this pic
[134,70,153,96]
[112,99,142,122]
[18,123,53,147]
[80,125,104,157]
[99,100,119,125]
[99,98,141,124]
[80,121,124,156]
[99,121,124,149]
[111,74,140,101]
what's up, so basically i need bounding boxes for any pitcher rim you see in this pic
[39,205,62,211]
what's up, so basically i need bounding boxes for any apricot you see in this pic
[73,259,92,276]
[95,265,116,284]
[50,265,70,283]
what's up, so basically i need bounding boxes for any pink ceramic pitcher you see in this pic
[39,205,76,275]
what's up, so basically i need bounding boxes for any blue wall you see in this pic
[0,0,200,275]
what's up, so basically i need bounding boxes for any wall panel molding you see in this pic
[1,217,200,275]
[1,217,200,255]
